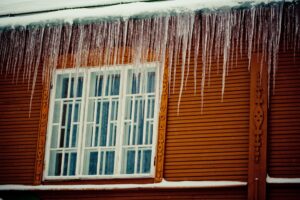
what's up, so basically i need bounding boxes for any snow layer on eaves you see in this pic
[0,0,143,16]
[0,0,291,28]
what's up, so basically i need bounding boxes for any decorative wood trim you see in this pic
[33,79,50,185]
[248,54,268,200]
[154,66,169,183]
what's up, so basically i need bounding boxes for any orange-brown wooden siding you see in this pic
[1,187,247,200]
[0,70,43,185]
[267,184,300,200]
[268,49,300,178]
[164,52,250,181]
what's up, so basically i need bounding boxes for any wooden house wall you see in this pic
[0,30,299,199]
[268,49,300,178]
[165,50,250,181]
[0,187,247,200]
[0,69,43,184]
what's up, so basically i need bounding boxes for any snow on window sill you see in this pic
[0,179,247,191]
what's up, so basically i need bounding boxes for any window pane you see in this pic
[51,125,59,148]
[61,77,69,98]
[147,71,155,93]
[69,153,77,175]
[59,128,65,148]
[87,100,95,122]
[105,151,115,175]
[76,77,83,97]
[63,153,69,176]
[73,103,80,122]
[111,74,120,95]
[88,151,98,175]
[99,151,104,175]
[53,101,61,123]
[125,149,135,174]
[95,75,103,97]
[71,124,78,147]
[100,102,109,146]
[137,100,145,145]
[49,151,62,176]
[125,97,133,120]
[142,150,151,173]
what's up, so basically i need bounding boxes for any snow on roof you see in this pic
[0,0,290,28]
[0,180,247,191]
[0,0,143,16]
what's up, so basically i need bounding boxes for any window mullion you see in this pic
[115,67,126,175]
[78,69,89,177]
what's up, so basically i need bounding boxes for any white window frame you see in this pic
[43,63,160,180]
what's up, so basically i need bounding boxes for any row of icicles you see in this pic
[0,2,299,115]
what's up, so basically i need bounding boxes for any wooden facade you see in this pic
[1,4,300,200]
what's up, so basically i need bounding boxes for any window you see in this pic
[44,64,160,179]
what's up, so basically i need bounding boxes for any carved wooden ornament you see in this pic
[33,79,50,185]
[154,66,169,183]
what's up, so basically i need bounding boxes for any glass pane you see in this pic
[69,152,77,175]
[137,100,145,145]
[123,122,131,145]
[63,153,69,176]
[147,71,155,93]
[87,99,95,122]
[51,125,59,148]
[88,151,98,175]
[105,151,115,175]
[137,150,141,173]
[71,124,78,147]
[95,75,103,97]
[100,102,109,146]
[65,104,72,148]
[59,128,65,148]
[55,152,62,176]
[125,150,135,174]
[61,77,69,98]
[105,75,111,96]
[142,150,151,173]
[96,101,101,124]
[99,151,104,175]
[53,101,61,123]
[70,76,83,98]
[73,103,80,122]
[76,77,83,97]
[49,151,62,176]
[94,126,99,146]
[131,73,141,94]
[61,104,67,126]
[125,97,133,120]
[147,98,155,119]
[109,123,116,146]
[85,124,93,147]
[70,78,74,98]
[111,74,120,95]
[111,101,119,121]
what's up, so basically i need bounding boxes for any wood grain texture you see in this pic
[0,70,43,185]
[247,54,268,200]
[268,50,300,178]
[154,65,169,183]
[0,187,247,200]
[164,52,250,182]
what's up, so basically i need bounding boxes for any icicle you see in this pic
[0,1,299,116]
[29,27,44,117]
